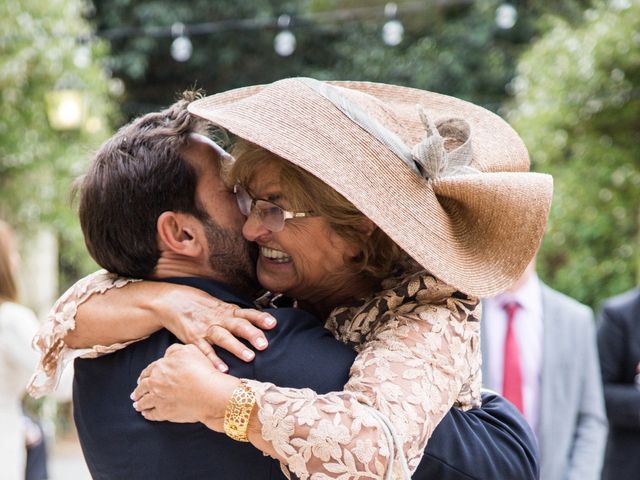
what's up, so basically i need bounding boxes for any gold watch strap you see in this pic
[223,380,256,442]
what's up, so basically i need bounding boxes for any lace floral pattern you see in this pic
[250,268,481,479]
[27,267,481,479]
[27,270,142,397]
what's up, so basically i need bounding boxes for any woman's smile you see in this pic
[259,246,292,264]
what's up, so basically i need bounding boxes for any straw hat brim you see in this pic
[189,79,552,296]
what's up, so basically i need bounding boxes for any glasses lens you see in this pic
[234,185,252,216]
[255,200,285,232]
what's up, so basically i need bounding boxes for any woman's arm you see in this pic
[132,277,481,479]
[66,278,275,367]
[65,279,169,347]
[27,270,275,398]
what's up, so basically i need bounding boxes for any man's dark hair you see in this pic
[78,91,215,278]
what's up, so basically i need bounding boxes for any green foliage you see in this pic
[92,0,322,118]
[0,0,115,288]
[317,2,516,108]
[1,0,599,294]
[93,0,593,118]
[316,0,593,109]
[507,1,640,309]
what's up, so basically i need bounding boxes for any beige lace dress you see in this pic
[28,266,482,479]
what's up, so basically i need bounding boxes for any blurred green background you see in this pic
[1,0,638,316]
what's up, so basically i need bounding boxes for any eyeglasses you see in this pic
[233,184,315,232]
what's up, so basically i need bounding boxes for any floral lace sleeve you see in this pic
[246,271,482,479]
[27,270,142,398]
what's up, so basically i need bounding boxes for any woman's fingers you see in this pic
[141,408,162,422]
[164,343,185,356]
[207,308,275,352]
[206,325,256,362]
[235,308,277,330]
[137,360,157,383]
[192,338,228,372]
[165,298,278,363]
[228,316,271,351]
[130,344,222,425]
[233,309,276,350]
[174,302,276,354]
[131,377,148,401]
[197,313,272,363]
[133,390,157,412]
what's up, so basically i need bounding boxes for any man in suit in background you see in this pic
[481,259,608,480]
[65,94,540,479]
[597,287,640,480]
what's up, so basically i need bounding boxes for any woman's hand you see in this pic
[153,285,277,372]
[131,344,240,431]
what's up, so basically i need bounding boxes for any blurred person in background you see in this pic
[0,220,47,480]
[24,414,48,480]
[481,258,608,480]
[597,287,640,480]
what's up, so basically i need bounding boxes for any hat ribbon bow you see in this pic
[298,78,477,181]
[411,107,477,180]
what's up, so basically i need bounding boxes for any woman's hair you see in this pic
[0,220,18,303]
[229,140,406,281]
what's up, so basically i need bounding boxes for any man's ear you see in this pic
[156,211,204,258]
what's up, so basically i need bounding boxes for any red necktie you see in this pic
[502,302,524,413]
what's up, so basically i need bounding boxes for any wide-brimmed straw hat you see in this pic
[188,78,552,297]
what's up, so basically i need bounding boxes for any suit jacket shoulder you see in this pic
[541,283,594,325]
[600,287,640,319]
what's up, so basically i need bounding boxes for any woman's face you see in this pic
[241,162,360,305]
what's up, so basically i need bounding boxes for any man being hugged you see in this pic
[30,91,538,480]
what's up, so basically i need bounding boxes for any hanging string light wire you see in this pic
[97,0,474,40]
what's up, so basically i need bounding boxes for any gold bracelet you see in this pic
[223,380,256,442]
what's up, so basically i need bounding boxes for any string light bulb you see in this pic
[495,3,518,29]
[73,45,91,69]
[274,14,296,56]
[170,22,193,62]
[382,3,404,46]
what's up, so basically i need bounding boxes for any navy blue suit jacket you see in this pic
[597,288,640,480]
[73,277,538,479]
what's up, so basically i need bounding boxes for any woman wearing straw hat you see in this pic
[32,78,551,478]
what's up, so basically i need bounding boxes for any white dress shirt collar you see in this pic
[483,272,544,435]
